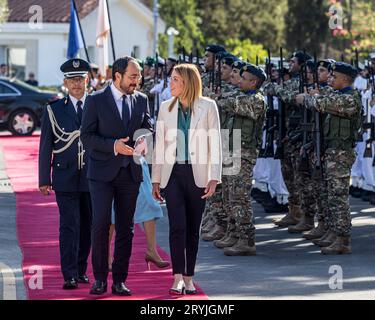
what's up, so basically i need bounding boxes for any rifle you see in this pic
[274,47,286,160]
[263,49,276,158]
[189,52,193,64]
[311,52,323,179]
[182,47,187,63]
[216,56,222,94]
[210,53,216,92]
[153,53,160,122]
[195,49,200,67]
[298,50,312,173]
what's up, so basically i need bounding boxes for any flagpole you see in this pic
[105,0,116,61]
[72,0,91,63]
[153,0,159,57]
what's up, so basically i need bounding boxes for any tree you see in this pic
[325,0,375,61]
[143,0,204,57]
[285,0,329,55]
[196,0,287,53]
[0,0,9,24]
[224,39,267,64]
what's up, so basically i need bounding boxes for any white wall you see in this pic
[0,23,68,86]
[0,0,166,86]
[80,0,160,65]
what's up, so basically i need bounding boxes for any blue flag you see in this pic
[67,0,84,58]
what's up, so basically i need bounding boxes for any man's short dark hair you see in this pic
[112,56,139,81]
[0,63,6,68]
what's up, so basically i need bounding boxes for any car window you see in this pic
[0,83,18,94]
[11,79,41,93]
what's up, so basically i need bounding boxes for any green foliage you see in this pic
[224,39,267,64]
[153,0,374,62]
[285,0,329,55]
[156,0,204,57]
[325,0,375,60]
[196,0,287,53]
[0,0,9,24]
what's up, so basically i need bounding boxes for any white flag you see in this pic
[96,0,110,76]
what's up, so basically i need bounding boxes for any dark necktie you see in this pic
[122,95,130,128]
[77,100,83,125]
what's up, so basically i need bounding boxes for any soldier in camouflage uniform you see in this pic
[299,62,362,254]
[264,51,312,230]
[200,45,227,234]
[211,60,248,248]
[141,57,156,97]
[202,55,241,242]
[302,59,335,241]
[201,45,226,90]
[218,64,266,256]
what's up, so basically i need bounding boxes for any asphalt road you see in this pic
[155,196,375,299]
[0,144,27,300]
[1,137,374,300]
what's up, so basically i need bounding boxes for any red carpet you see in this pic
[0,134,208,300]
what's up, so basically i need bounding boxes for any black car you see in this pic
[0,77,62,136]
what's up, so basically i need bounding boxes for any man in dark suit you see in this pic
[81,56,153,296]
[38,58,92,290]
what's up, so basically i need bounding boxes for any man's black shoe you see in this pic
[89,281,107,295]
[112,282,131,296]
[62,278,78,290]
[77,275,90,284]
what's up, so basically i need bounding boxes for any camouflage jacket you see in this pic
[141,78,155,97]
[304,88,362,150]
[201,72,211,90]
[234,91,266,121]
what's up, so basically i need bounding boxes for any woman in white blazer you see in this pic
[152,63,222,295]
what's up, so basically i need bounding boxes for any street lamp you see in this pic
[167,27,179,58]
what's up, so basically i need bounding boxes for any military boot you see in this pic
[303,221,327,240]
[321,236,351,255]
[201,218,216,234]
[223,239,256,256]
[213,233,238,249]
[312,230,337,247]
[287,213,314,233]
[201,212,211,226]
[201,224,226,241]
[273,204,302,227]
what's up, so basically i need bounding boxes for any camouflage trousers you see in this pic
[323,148,355,236]
[296,150,324,219]
[203,183,228,228]
[316,179,329,225]
[225,149,257,243]
[281,142,303,207]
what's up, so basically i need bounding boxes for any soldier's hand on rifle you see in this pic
[39,185,52,196]
[115,137,134,156]
[371,97,375,107]
[295,93,305,105]
[308,87,319,96]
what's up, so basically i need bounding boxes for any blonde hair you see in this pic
[169,63,202,112]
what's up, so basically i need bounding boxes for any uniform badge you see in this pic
[73,60,80,68]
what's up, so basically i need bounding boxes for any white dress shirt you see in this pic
[110,83,133,155]
[110,83,132,119]
[69,93,87,113]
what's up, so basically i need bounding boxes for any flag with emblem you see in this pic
[96,0,110,76]
[67,0,84,59]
